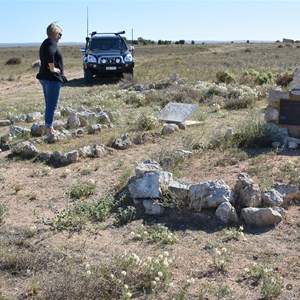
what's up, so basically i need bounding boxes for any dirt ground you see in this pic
[0,71,300,300]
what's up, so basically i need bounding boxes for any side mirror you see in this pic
[80,47,86,52]
[129,45,134,51]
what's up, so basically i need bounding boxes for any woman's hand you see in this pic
[48,63,60,74]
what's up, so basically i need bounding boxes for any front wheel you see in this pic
[123,69,134,81]
[84,68,93,84]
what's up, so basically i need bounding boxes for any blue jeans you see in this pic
[39,80,61,128]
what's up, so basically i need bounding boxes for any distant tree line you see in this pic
[131,37,192,45]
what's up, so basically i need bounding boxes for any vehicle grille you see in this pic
[98,56,123,64]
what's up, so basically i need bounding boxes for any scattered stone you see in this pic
[215,202,239,224]
[87,124,101,134]
[161,123,179,135]
[261,189,284,207]
[31,123,45,137]
[31,60,41,68]
[168,180,190,206]
[264,107,279,122]
[241,207,282,227]
[128,171,173,199]
[67,113,81,129]
[112,133,132,150]
[26,112,43,123]
[235,173,261,207]
[9,125,31,139]
[38,151,52,162]
[190,180,234,209]
[143,199,165,215]
[135,160,163,178]
[12,141,39,158]
[61,107,76,117]
[0,119,11,127]
[10,114,27,124]
[272,183,300,207]
[0,133,13,145]
[60,150,79,165]
[79,145,94,158]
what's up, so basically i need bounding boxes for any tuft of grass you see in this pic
[130,224,180,245]
[66,179,97,200]
[216,70,235,84]
[114,206,136,226]
[39,251,173,299]
[224,226,245,241]
[248,263,283,299]
[43,195,114,231]
[0,203,8,223]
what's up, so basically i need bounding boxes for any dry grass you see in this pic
[0,42,300,299]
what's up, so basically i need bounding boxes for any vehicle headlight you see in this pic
[100,58,107,64]
[124,53,133,63]
[86,54,97,63]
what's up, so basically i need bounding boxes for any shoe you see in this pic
[47,128,57,136]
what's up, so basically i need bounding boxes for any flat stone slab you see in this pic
[158,102,199,123]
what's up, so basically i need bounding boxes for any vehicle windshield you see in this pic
[89,37,127,51]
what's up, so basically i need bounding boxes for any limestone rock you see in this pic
[215,202,239,224]
[241,207,282,227]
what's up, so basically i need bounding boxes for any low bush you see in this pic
[276,72,293,87]
[216,70,235,84]
[5,57,21,65]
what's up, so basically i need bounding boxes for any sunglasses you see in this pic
[58,32,62,37]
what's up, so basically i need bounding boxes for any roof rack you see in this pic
[90,31,125,37]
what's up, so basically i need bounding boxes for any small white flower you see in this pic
[125,292,132,298]
[121,271,127,276]
[123,284,129,290]
[86,270,92,276]
[155,277,160,282]
[110,274,115,279]
[215,249,221,256]
[163,261,169,267]
[157,271,163,278]
[87,179,95,185]
[85,264,91,269]
[151,281,157,287]
[163,251,169,257]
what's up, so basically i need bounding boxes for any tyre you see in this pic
[123,69,134,81]
[84,68,93,84]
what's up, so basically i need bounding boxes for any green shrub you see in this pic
[5,57,21,65]
[216,71,235,84]
[254,72,273,85]
[39,251,172,299]
[131,224,179,245]
[230,119,283,148]
[135,114,158,131]
[114,206,136,225]
[223,97,253,110]
[67,179,97,199]
[43,195,114,231]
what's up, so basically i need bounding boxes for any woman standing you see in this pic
[37,22,67,136]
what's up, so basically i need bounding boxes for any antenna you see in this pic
[86,6,89,37]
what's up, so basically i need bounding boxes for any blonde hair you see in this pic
[46,23,62,36]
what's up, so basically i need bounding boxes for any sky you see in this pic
[1,0,300,44]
